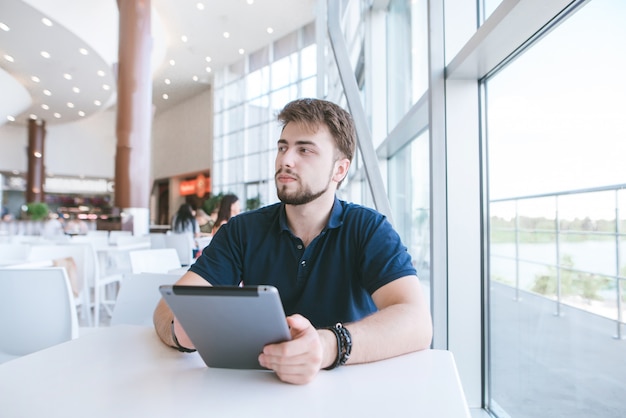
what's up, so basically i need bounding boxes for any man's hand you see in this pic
[258,314,331,384]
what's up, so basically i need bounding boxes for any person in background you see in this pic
[64,214,88,235]
[154,98,432,385]
[195,209,213,237]
[171,203,201,257]
[171,203,200,237]
[42,211,65,239]
[210,194,241,235]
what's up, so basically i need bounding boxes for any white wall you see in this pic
[151,89,213,181]
[0,109,116,178]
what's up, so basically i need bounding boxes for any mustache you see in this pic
[275,168,298,179]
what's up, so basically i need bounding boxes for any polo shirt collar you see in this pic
[278,196,344,233]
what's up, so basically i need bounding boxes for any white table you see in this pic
[0,325,470,418]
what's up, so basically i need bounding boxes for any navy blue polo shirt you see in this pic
[189,197,417,328]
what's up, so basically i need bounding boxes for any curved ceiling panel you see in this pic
[0,66,31,126]
[0,0,116,126]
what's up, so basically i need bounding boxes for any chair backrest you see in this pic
[110,273,180,327]
[28,244,90,298]
[0,268,79,361]
[115,235,151,250]
[108,230,132,245]
[149,233,167,249]
[0,243,31,261]
[129,248,181,274]
[164,233,194,266]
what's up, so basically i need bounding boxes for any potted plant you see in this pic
[25,202,49,221]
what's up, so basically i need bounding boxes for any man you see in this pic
[154,98,433,384]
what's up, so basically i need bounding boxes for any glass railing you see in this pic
[490,184,626,339]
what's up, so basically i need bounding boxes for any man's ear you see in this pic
[332,158,351,184]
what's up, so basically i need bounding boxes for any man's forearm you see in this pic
[342,302,432,365]
[153,298,176,347]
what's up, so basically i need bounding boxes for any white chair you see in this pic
[28,244,92,326]
[108,230,132,245]
[164,233,194,266]
[110,273,179,327]
[68,241,124,328]
[149,233,167,249]
[0,268,79,364]
[0,243,31,262]
[129,248,181,274]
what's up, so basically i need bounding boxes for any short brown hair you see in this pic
[277,98,356,163]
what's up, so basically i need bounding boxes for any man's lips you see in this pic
[276,170,297,183]
[276,174,297,183]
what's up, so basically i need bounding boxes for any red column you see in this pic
[26,118,46,203]
[115,0,152,210]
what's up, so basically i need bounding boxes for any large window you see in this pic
[486,0,626,416]
[213,23,316,206]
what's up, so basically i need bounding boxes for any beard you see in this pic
[275,169,332,205]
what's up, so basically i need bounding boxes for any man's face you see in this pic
[274,122,345,206]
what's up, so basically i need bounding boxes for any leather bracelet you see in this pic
[323,323,352,370]
[170,320,196,353]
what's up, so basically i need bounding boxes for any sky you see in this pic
[486,0,626,210]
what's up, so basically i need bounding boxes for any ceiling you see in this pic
[0,0,316,127]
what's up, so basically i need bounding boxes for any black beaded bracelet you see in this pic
[171,320,196,353]
[323,322,352,370]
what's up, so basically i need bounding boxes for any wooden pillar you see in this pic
[115,0,152,234]
[26,118,46,203]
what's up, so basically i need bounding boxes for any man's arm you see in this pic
[153,270,211,349]
[259,275,432,384]
[338,275,432,364]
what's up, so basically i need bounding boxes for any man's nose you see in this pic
[278,149,295,167]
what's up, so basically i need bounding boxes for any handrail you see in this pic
[491,184,625,339]
[326,0,394,224]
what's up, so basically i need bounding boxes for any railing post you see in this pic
[555,196,562,317]
[514,200,520,301]
[615,189,623,339]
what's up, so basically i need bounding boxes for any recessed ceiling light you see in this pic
[94,100,102,106]
[267,27,274,34]
[43,89,51,96]
[192,75,199,82]
[34,151,42,158]
[54,113,61,119]
[169,59,176,66]
[0,22,10,31]
[78,111,85,117]
[162,94,169,100]
[102,84,110,91]
[239,49,245,55]
[196,3,205,10]
[41,18,53,27]
[73,87,80,93]
[223,32,230,39]
[40,51,50,59]
[29,114,37,120]
[79,48,89,55]
[31,76,40,83]
[64,73,72,80]
[4,54,14,62]
[205,67,212,73]
[97,70,105,77]
[247,0,254,4]
[164,79,171,85]
[41,104,49,110]
[181,35,188,43]
[205,56,212,62]
[67,102,75,108]
[7,115,15,122]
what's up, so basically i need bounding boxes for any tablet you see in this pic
[159,284,291,369]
